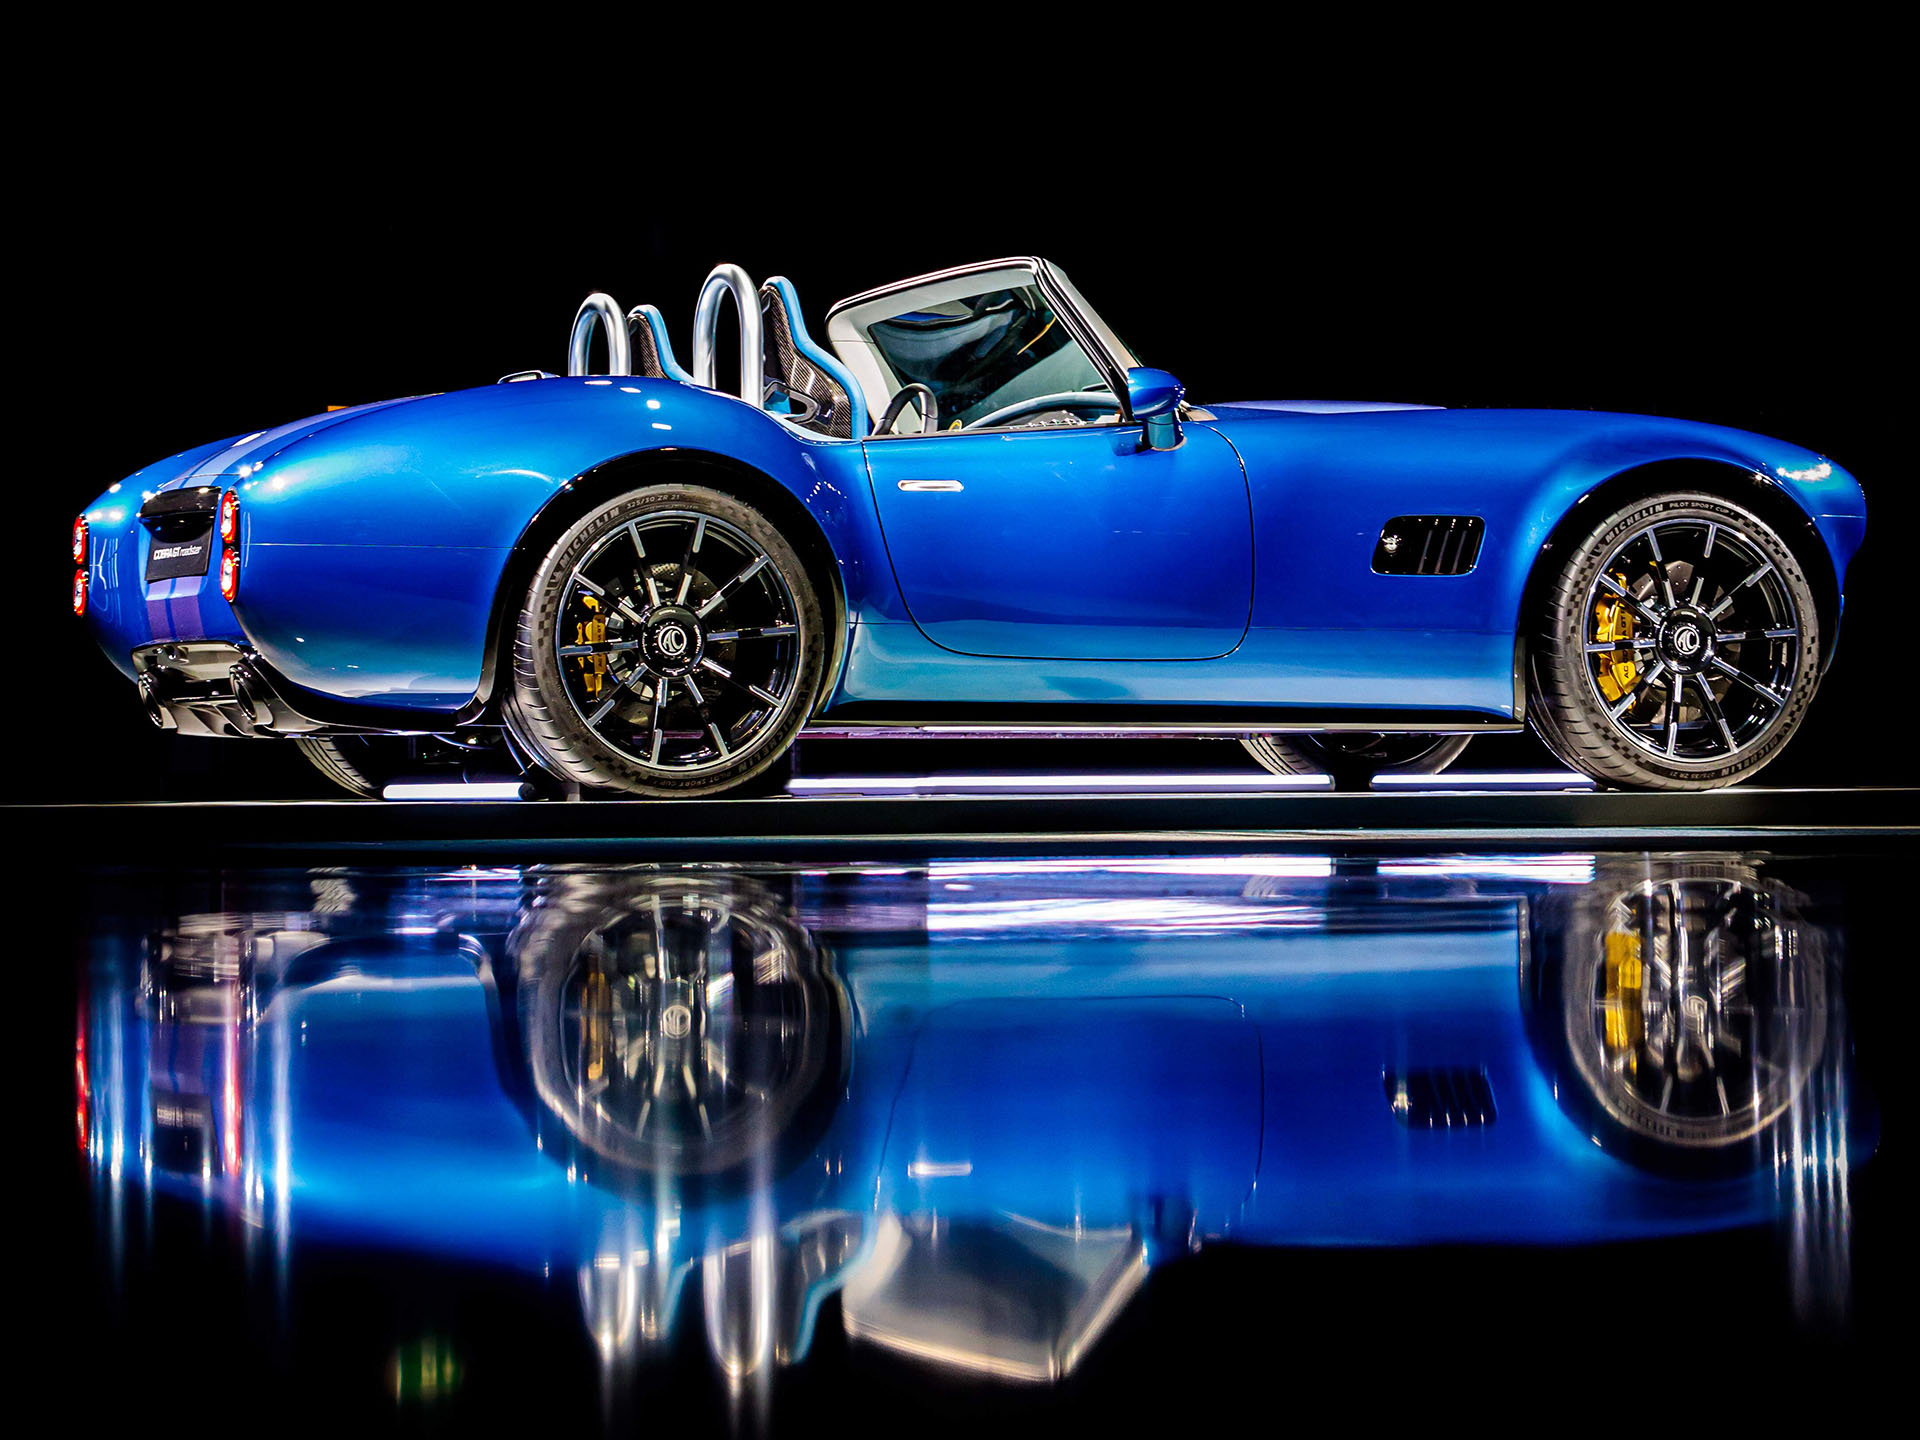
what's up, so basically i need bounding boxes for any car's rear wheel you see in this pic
[508,483,824,797]
[1530,492,1821,790]
[1242,733,1470,789]
[293,734,519,798]
[505,873,846,1185]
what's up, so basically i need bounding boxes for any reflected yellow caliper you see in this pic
[1592,575,1639,703]
[574,596,608,699]
[582,968,611,1083]
[1601,930,1645,1078]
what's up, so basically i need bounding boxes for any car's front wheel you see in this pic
[507,483,824,797]
[1242,733,1470,789]
[1530,492,1821,790]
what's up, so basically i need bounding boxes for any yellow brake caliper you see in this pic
[1602,930,1645,1079]
[1592,575,1639,703]
[574,595,608,700]
[582,967,611,1083]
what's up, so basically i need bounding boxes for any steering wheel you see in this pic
[964,390,1122,431]
[876,382,940,436]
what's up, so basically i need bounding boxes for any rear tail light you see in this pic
[219,546,240,602]
[72,514,88,564]
[72,568,88,617]
[219,489,240,544]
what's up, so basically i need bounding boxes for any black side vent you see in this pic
[1385,1067,1497,1128]
[1373,515,1484,576]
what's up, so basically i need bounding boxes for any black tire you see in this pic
[1531,492,1821,790]
[293,733,531,798]
[509,483,825,798]
[1242,733,1470,789]
[292,736,380,797]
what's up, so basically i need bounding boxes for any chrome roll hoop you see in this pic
[568,292,631,377]
[691,263,762,403]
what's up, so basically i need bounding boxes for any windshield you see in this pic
[1045,265,1141,372]
[864,281,1110,428]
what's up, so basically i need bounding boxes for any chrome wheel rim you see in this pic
[1567,876,1821,1147]
[555,510,803,773]
[548,887,822,1168]
[1582,517,1802,765]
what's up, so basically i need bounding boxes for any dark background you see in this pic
[23,48,1905,1434]
[21,67,1905,798]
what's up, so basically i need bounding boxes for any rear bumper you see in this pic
[82,494,244,683]
[132,643,461,738]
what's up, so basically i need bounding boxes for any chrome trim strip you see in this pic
[800,720,1525,740]
[826,256,1047,319]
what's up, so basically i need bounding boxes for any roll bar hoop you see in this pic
[691,263,762,403]
[568,292,630,377]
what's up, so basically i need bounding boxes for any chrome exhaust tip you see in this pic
[228,663,272,732]
[137,675,175,730]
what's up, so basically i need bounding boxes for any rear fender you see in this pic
[220,380,884,710]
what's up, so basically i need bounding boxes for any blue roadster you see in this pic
[74,258,1868,794]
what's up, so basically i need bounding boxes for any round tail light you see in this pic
[72,515,88,564]
[72,568,88,617]
[219,489,240,544]
[219,546,240,602]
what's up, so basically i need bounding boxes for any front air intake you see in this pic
[1373,515,1485,576]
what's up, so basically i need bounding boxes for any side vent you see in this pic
[1373,515,1484,576]
[1385,1067,1497,1128]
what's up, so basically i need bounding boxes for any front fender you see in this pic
[1501,415,1867,650]
[1206,406,1864,716]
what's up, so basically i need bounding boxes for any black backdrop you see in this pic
[22,84,1905,799]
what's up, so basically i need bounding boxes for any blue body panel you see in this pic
[79,365,1867,719]
[862,425,1253,660]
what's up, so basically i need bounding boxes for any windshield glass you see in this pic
[864,282,1109,428]
[1045,266,1141,372]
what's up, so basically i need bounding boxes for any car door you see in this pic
[863,423,1252,661]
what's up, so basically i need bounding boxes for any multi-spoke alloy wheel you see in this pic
[1566,875,1824,1150]
[1532,493,1821,789]
[1525,861,1831,1169]
[509,483,825,796]
[507,873,846,1182]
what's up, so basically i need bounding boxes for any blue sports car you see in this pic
[74,258,1868,795]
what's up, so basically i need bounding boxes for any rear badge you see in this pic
[145,530,213,582]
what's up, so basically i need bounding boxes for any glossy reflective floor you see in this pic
[50,849,1896,1431]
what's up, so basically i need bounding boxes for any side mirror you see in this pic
[1126,367,1185,450]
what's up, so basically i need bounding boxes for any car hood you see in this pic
[1210,399,1442,414]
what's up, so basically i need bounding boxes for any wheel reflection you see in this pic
[505,873,846,1184]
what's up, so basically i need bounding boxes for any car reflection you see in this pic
[78,854,1868,1387]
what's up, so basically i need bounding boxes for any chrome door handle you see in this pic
[896,479,964,492]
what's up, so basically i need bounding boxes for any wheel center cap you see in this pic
[1659,608,1715,672]
[641,606,704,676]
